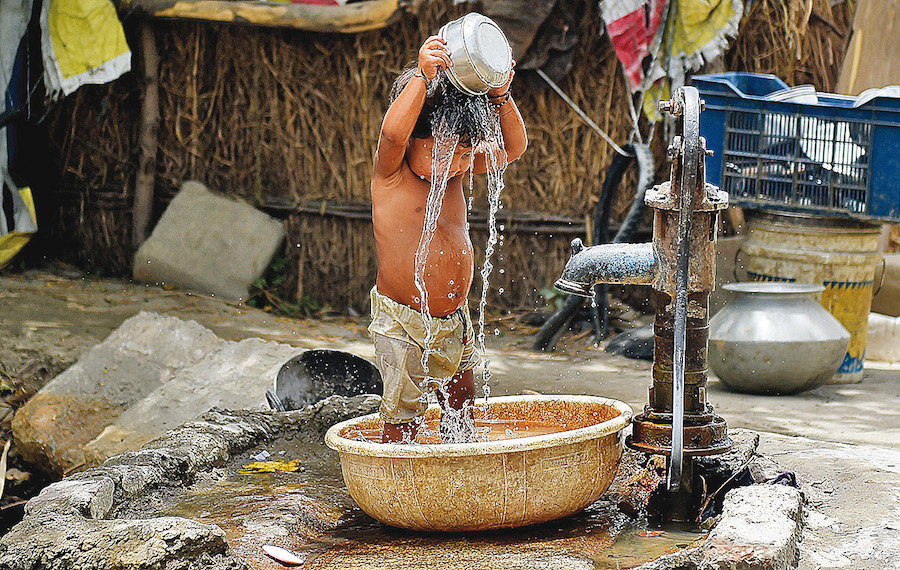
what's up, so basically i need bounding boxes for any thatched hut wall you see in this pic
[44,0,854,313]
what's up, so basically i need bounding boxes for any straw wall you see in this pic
[45,0,856,313]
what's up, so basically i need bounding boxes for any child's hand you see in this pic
[487,59,515,98]
[418,36,451,81]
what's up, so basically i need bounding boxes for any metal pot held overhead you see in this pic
[439,13,512,96]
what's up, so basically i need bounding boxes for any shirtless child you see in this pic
[370,34,527,443]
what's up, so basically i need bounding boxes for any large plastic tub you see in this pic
[693,72,900,222]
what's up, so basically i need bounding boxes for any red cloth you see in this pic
[605,0,667,91]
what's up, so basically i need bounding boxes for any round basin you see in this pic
[325,395,632,532]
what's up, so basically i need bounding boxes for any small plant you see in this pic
[539,287,566,312]
[247,254,321,317]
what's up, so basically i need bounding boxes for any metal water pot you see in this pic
[709,282,850,395]
[439,13,512,96]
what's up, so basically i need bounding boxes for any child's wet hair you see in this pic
[390,63,495,148]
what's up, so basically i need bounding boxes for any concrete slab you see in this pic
[84,338,302,464]
[758,433,900,570]
[0,405,805,570]
[11,312,222,475]
[133,181,284,301]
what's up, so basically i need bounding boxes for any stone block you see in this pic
[867,312,900,362]
[133,180,284,301]
[11,312,222,475]
[872,253,900,317]
[703,485,804,569]
[25,476,115,519]
[83,338,301,464]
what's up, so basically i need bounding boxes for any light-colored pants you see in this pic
[368,287,480,424]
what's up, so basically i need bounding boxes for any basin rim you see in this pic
[324,394,633,458]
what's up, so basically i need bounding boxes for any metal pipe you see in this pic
[554,239,657,297]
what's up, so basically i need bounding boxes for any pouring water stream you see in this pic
[411,82,508,442]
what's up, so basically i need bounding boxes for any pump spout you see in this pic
[554,238,657,297]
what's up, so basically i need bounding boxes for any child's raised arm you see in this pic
[374,36,451,180]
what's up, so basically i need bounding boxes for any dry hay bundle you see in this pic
[43,0,856,313]
[726,0,855,91]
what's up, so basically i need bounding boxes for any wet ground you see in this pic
[2,268,900,568]
[151,439,701,569]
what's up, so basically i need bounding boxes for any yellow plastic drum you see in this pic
[325,395,632,532]
[742,211,882,383]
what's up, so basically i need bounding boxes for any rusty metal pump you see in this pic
[555,86,732,518]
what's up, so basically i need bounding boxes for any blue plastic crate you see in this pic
[692,72,900,222]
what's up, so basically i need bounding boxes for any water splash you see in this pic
[413,127,459,380]
[476,117,508,403]
[411,74,508,442]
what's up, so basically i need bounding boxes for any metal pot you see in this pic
[709,282,850,395]
[439,13,512,96]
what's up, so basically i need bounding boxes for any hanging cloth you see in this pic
[601,0,668,92]
[40,0,131,99]
[0,176,38,269]
[601,0,743,120]
[0,0,36,268]
[641,0,744,119]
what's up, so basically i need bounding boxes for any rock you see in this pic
[133,180,284,301]
[867,312,900,362]
[83,338,301,464]
[703,485,804,568]
[12,312,222,475]
[0,511,247,570]
[872,253,900,317]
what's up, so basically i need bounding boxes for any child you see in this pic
[369,34,527,443]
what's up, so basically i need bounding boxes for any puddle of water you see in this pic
[160,438,704,569]
[344,418,572,444]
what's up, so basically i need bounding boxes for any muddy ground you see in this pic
[2,267,899,568]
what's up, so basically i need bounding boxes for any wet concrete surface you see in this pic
[153,439,699,570]
[3,270,900,567]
